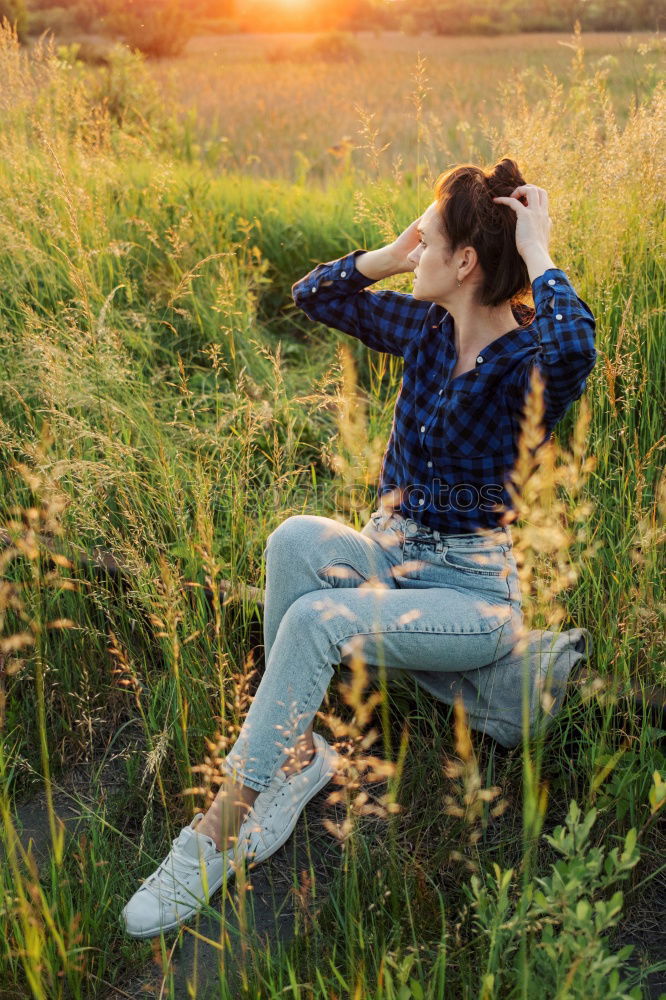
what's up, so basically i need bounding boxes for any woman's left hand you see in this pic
[493,184,552,260]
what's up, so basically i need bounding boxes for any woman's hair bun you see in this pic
[432,155,532,308]
[485,157,526,197]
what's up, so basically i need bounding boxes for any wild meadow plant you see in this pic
[0,18,664,999]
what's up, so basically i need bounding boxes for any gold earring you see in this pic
[456,278,463,287]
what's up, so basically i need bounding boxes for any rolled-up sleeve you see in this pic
[509,267,597,425]
[291,249,431,358]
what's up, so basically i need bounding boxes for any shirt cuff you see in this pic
[310,249,378,291]
[531,267,576,309]
[529,265,596,364]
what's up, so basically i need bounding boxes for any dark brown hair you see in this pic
[433,156,532,310]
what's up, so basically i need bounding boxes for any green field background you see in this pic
[0,24,664,999]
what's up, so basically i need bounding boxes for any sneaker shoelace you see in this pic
[242,777,285,846]
[142,832,219,903]
[241,754,319,850]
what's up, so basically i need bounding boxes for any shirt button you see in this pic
[340,271,347,277]
[311,287,317,293]
[418,498,424,505]
[548,278,556,286]
[438,388,443,394]
[427,461,433,468]
[476,355,484,364]
[555,313,563,320]
[420,425,425,433]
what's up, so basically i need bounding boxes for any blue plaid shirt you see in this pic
[292,249,597,535]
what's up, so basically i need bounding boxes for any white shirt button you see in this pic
[438,388,443,394]
[340,271,347,277]
[311,287,317,293]
[420,425,425,433]
[418,498,424,505]
[555,313,563,320]
[476,355,484,364]
[548,278,556,286]
[427,461,433,468]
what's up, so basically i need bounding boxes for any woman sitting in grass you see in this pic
[122,156,596,939]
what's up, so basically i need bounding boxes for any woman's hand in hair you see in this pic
[388,214,425,273]
[353,214,425,281]
[492,184,552,260]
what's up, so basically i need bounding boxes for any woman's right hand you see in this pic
[328,213,427,284]
[387,214,425,274]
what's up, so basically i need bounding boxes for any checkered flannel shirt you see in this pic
[291,249,597,534]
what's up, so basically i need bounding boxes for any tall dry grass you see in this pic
[0,19,664,999]
[150,29,666,184]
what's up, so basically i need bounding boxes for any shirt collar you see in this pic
[433,301,537,362]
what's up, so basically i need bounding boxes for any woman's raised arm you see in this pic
[291,217,432,358]
[496,185,597,425]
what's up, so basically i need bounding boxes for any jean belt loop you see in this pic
[432,529,443,553]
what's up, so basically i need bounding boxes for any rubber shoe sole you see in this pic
[121,858,237,939]
[121,818,240,940]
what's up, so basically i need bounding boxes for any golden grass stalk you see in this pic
[442,697,507,871]
[326,344,385,526]
[500,366,598,645]
[316,643,405,850]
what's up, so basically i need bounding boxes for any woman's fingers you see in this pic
[491,180,552,258]
[506,184,548,209]
[492,195,526,212]
[494,184,550,217]
[389,215,424,271]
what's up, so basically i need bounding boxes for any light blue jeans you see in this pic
[220,509,524,792]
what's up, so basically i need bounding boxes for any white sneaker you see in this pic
[236,732,341,868]
[121,813,238,939]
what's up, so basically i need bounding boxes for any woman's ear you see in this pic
[458,246,476,271]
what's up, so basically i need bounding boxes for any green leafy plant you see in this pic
[466,801,642,999]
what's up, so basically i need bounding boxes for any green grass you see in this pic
[0,22,665,1000]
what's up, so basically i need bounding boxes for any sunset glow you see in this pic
[238,0,359,32]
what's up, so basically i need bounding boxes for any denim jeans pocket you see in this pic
[316,552,372,586]
[441,544,508,577]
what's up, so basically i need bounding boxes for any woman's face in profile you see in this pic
[407,202,462,306]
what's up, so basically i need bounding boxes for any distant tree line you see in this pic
[204,0,665,34]
[394,0,664,35]
[2,0,661,54]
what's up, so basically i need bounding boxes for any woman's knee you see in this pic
[275,590,349,646]
[265,514,329,560]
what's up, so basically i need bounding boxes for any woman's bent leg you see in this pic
[262,513,404,662]
[221,534,518,791]
[220,514,405,792]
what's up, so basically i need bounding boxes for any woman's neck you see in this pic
[450,302,520,358]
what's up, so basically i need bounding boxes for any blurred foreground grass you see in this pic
[0,21,665,1000]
